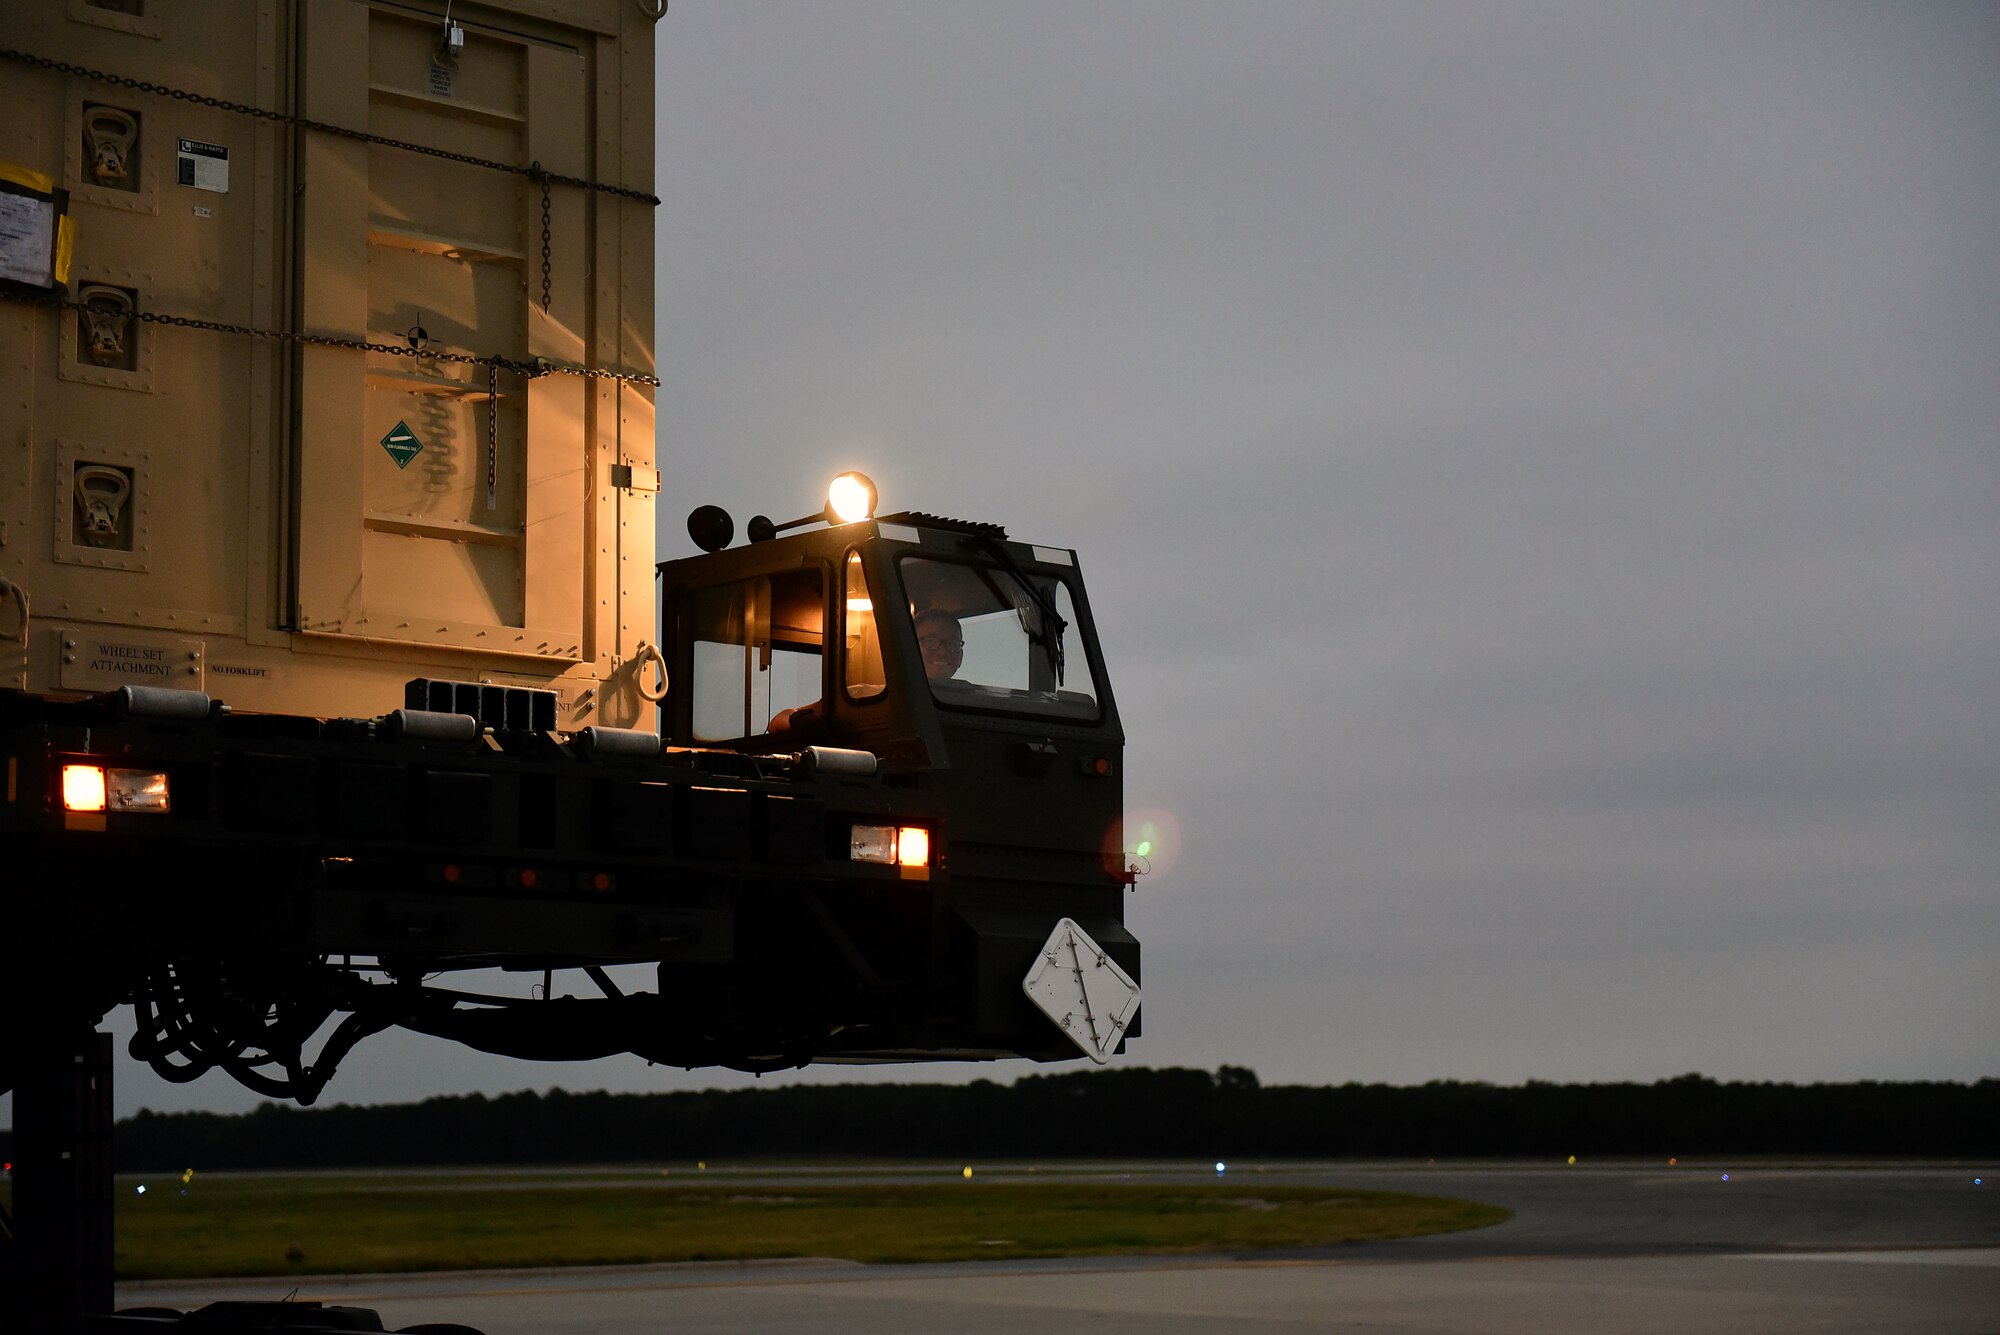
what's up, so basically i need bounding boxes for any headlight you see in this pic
[109,769,172,813]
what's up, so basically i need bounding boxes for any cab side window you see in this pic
[688,568,825,741]
[843,551,886,701]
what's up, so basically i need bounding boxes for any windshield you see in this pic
[898,556,1099,721]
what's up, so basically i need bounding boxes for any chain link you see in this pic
[486,361,500,510]
[536,166,554,314]
[1,47,660,206]
[10,289,660,387]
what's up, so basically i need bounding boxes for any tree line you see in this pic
[8,1068,1994,1171]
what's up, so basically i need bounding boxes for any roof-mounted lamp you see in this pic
[686,504,734,553]
[685,473,879,552]
[747,471,879,544]
[824,471,878,524]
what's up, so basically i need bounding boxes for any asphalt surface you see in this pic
[116,1162,2000,1333]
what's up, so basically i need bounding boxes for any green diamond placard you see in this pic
[380,421,423,469]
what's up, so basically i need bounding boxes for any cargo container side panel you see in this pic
[521,41,590,656]
[606,16,658,728]
[294,0,372,646]
[294,2,598,669]
[0,25,40,693]
[243,0,292,654]
[0,4,285,694]
[1,296,31,691]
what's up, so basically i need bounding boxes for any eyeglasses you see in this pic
[918,634,963,652]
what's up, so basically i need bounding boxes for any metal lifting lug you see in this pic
[72,463,130,545]
[82,105,138,184]
[77,285,133,365]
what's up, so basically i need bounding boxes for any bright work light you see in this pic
[825,471,878,524]
[749,472,882,544]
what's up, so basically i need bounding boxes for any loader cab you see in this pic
[657,513,1120,772]
[653,503,1139,1064]
[657,505,1136,1063]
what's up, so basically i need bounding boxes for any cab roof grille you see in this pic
[876,511,1008,539]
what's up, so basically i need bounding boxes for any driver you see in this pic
[914,608,964,682]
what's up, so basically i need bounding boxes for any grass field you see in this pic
[101,1168,1510,1279]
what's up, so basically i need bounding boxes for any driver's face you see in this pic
[918,622,964,680]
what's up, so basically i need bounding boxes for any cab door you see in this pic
[661,534,931,755]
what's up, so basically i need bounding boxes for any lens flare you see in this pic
[1108,807,1183,879]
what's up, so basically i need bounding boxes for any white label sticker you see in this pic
[176,139,229,193]
[428,63,456,98]
[0,191,57,286]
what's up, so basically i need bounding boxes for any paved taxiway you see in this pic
[119,1163,2000,1333]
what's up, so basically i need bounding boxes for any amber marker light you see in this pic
[896,826,931,868]
[63,764,108,812]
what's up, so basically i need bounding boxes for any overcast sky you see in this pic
[88,1,1997,1117]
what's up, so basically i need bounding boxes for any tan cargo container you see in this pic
[0,0,661,729]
